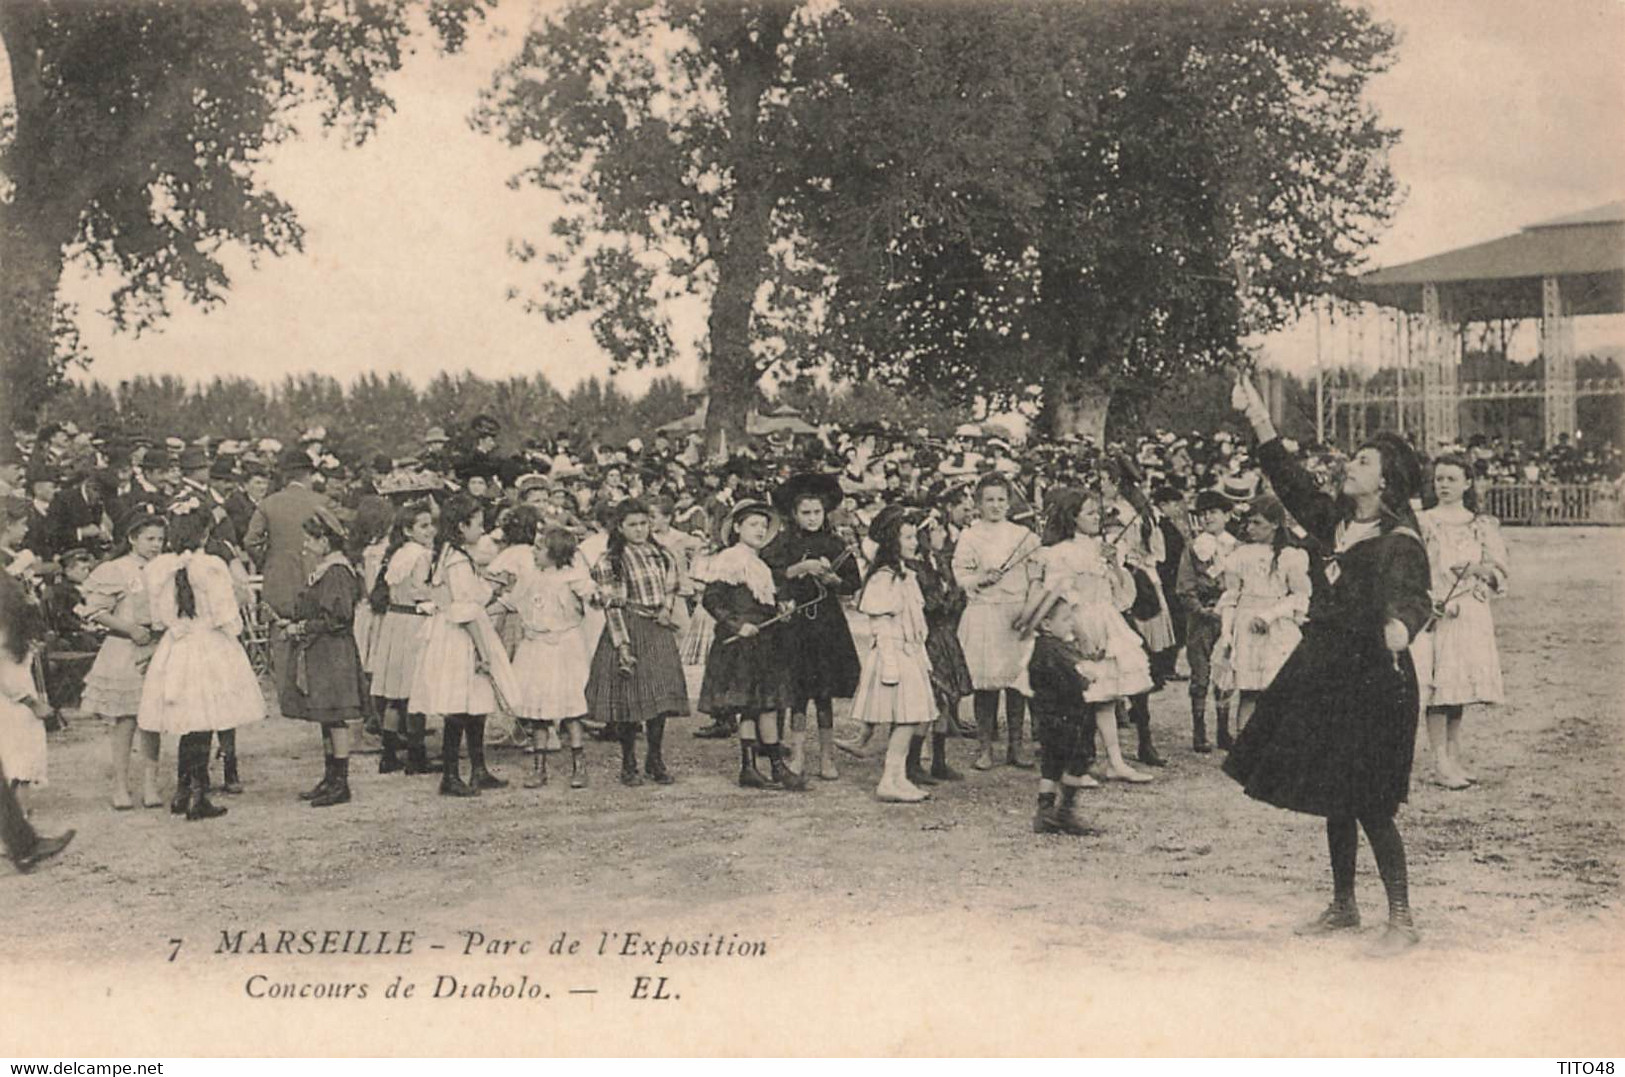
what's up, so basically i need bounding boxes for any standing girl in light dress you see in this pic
[369,501,436,776]
[137,499,265,821]
[408,494,521,798]
[851,506,937,803]
[1216,493,1311,737]
[81,509,165,810]
[1413,454,1508,790]
[507,527,596,790]
[953,473,1040,771]
[1018,486,1155,787]
[1100,459,1170,768]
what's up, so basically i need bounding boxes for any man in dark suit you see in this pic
[244,449,329,624]
[47,462,111,557]
[21,466,61,560]
[223,464,269,560]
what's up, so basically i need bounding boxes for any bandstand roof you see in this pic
[1349,200,1625,320]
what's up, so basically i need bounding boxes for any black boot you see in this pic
[929,733,963,781]
[1032,791,1060,834]
[569,747,587,789]
[1055,783,1099,836]
[439,717,478,798]
[906,736,936,787]
[767,744,806,792]
[379,730,404,774]
[1132,697,1166,767]
[405,715,432,774]
[186,752,228,821]
[311,758,352,807]
[1005,695,1034,769]
[1191,697,1212,754]
[467,716,508,790]
[738,741,772,789]
[169,740,193,815]
[693,713,737,739]
[619,725,643,787]
[219,731,243,794]
[299,756,336,801]
[644,717,674,784]
[1215,704,1233,751]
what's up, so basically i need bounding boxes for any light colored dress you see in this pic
[0,632,48,784]
[1030,539,1154,704]
[952,520,1040,689]
[352,540,387,673]
[1411,507,1507,707]
[1218,543,1311,692]
[849,568,935,726]
[80,553,155,717]
[1107,498,1176,653]
[368,542,432,699]
[136,552,267,735]
[407,546,521,717]
[508,561,596,721]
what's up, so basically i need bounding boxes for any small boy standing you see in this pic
[1176,491,1237,752]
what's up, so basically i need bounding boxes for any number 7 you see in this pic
[167,938,183,962]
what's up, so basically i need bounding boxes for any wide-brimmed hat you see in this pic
[423,426,450,446]
[720,499,781,546]
[771,471,843,515]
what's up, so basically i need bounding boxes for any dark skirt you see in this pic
[697,626,791,716]
[585,614,690,726]
[1222,623,1418,819]
[279,635,367,725]
[925,615,974,719]
[777,601,861,706]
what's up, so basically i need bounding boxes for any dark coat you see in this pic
[1222,439,1432,820]
[278,561,366,723]
[914,543,973,719]
[760,527,862,705]
[696,580,790,715]
[245,482,329,616]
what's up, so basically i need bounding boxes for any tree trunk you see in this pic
[1042,372,1113,443]
[699,5,790,460]
[0,200,74,437]
[1,0,74,435]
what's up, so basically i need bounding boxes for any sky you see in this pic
[31,0,1625,396]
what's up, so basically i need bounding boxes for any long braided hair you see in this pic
[166,506,213,620]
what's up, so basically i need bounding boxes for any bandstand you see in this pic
[1326,201,1624,450]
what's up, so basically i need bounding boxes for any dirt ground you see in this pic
[3,527,1622,1057]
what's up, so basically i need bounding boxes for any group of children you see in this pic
[1,445,1510,840]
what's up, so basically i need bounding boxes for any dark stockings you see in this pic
[1327,813,1411,925]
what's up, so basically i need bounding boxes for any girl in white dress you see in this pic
[1413,455,1508,789]
[137,499,265,821]
[1017,487,1156,786]
[407,494,521,798]
[507,528,596,789]
[851,506,936,803]
[1217,493,1311,735]
[81,510,165,810]
[1100,460,1171,767]
[368,501,436,775]
[952,473,1040,770]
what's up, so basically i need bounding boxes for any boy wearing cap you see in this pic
[1176,490,1238,752]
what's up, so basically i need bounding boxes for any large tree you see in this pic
[0,0,486,433]
[479,0,809,454]
[797,0,1400,440]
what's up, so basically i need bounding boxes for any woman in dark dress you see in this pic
[280,506,367,807]
[763,474,861,781]
[698,501,801,791]
[1223,374,1433,956]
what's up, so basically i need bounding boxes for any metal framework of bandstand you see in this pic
[1317,201,1625,450]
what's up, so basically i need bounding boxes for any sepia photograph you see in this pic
[0,0,1622,1060]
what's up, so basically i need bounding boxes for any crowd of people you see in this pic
[0,379,1518,955]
